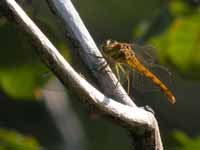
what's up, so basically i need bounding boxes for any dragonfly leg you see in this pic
[125,72,130,95]
[98,61,109,72]
[89,60,108,73]
[115,64,121,81]
[117,64,131,95]
[112,64,121,90]
[111,80,120,96]
[105,64,121,96]
[79,51,110,72]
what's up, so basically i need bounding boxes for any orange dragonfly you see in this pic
[101,40,176,104]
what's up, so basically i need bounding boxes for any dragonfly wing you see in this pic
[131,43,158,66]
[130,69,158,93]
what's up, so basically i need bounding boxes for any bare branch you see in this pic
[0,0,163,149]
[46,0,135,107]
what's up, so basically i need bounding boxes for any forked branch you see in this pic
[0,0,163,149]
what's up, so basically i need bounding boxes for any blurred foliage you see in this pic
[148,0,200,79]
[165,130,200,150]
[0,15,70,99]
[0,128,40,150]
[0,65,46,99]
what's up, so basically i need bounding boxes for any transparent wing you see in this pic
[128,43,174,94]
[131,43,158,66]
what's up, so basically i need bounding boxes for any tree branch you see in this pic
[46,0,136,107]
[0,0,163,149]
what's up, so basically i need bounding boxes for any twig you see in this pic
[0,0,163,149]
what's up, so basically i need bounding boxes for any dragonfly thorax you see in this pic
[101,39,135,63]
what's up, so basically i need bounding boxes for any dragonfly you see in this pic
[100,39,176,104]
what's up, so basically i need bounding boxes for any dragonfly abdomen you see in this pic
[126,58,176,104]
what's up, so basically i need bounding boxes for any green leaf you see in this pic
[0,18,71,99]
[167,131,200,150]
[0,65,47,99]
[149,12,200,79]
[0,128,40,150]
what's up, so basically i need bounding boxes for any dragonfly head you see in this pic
[101,39,134,63]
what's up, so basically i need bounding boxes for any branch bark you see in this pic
[0,0,163,149]
[46,0,135,107]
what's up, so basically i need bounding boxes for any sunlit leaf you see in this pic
[0,18,71,99]
[0,65,47,99]
[149,11,200,79]
[166,131,200,150]
[0,128,40,150]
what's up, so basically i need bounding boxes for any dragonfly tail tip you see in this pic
[169,96,176,104]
